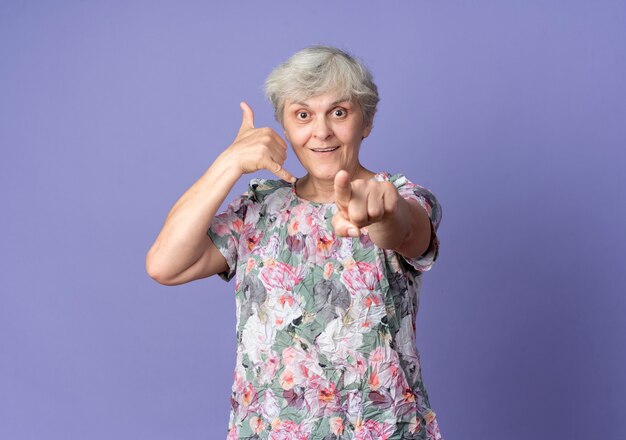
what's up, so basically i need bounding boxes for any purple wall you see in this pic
[1,1,624,439]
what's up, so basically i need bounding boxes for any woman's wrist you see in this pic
[210,149,244,182]
[367,197,412,249]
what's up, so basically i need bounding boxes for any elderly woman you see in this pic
[146,46,443,440]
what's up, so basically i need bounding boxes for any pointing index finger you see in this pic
[334,170,352,211]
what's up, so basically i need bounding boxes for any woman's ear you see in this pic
[362,122,373,139]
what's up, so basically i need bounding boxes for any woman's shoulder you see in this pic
[247,177,293,203]
[372,171,416,189]
[375,171,442,229]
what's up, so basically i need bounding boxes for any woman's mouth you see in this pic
[310,146,340,153]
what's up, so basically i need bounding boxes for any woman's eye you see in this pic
[333,108,346,118]
[297,111,309,120]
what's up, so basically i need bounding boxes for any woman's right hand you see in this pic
[222,102,296,182]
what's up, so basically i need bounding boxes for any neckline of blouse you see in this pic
[289,172,389,206]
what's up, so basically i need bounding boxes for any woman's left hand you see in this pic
[331,170,400,238]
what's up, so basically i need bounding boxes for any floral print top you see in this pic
[207,172,443,440]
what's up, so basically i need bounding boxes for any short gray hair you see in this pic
[264,45,380,125]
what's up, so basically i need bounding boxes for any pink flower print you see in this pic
[279,369,295,390]
[243,227,263,251]
[232,369,244,394]
[317,232,335,254]
[368,370,381,390]
[323,261,334,279]
[363,294,382,309]
[249,416,264,434]
[402,387,416,403]
[368,346,402,390]
[245,258,255,274]
[361,294,385,328]
[259,262,303,292]
[330,417,344,436]
[425,411,443,440]
[261,262,305,329]
[279,344,324,389]
[287,218,301,235]
[340,261,382,295]
[267,292,303,329]
[288,205,314,236]
[275,207,291,227]
[301,376,331,418]
[369,346,387,365]
[344,351,367,386]
[281,346,299,365]
[297,360,311,381]
[317,382,337,404]
[212,221,231,237]
[232,217,243,233]
[310,223,336,256]
[278,294,295,308]
[226,425,238,440]
[258,350,279,385]
[313,380,342,415]
[270,293,297,327]
[268,420,311,440]
[241,382,257,407]
[354,419,395,440]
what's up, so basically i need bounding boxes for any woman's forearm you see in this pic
[145,152,241,283]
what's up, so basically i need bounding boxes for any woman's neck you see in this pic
[296,165,375,203]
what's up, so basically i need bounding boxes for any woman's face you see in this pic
[282,91,372,181]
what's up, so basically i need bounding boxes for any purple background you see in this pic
[1,1,625,439]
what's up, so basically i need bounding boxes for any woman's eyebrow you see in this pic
[291,99,351,108]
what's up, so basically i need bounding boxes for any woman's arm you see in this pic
[145,102,294,285]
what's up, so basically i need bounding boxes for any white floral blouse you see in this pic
[208,172,443,440]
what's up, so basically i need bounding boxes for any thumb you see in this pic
[332,212,361,238]
[238,101,255,133]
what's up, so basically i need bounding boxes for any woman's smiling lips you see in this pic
[309,146,340,153]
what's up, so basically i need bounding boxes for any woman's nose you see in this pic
[313,117,332,140]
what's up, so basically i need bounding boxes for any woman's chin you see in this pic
[306,166,343,182]
[304,159,361,180]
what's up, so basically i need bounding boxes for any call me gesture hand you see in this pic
[226,102,296,183]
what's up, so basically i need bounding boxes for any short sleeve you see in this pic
[391,174,442,272]
[207,193,249,282]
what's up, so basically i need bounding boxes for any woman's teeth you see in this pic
[312,146,339,152]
